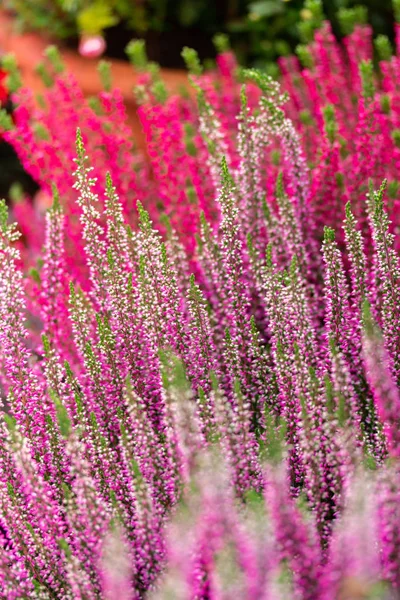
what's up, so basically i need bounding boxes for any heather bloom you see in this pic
[362,302,400,459]
[367,181,400,385]
[154,451,267,600]
[3,13,400,599]
[265,463,326,600]
[261,252,305,491]
[100,528,135,600]
[376,465,400,590]
[40,188,70,350]
[322,227,352,361]
[185,273,219,400]
[328,472,382,599]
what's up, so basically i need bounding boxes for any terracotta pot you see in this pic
[0,9,190,150]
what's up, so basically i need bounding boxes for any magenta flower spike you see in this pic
[362,301,400,459]
[265,463,326,600]
[3,17,400,598]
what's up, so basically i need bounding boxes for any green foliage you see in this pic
[0,199,9,234]
[298,0,324,43]
[3,413,17,434]
[375,34,393,61]
[394,0,400,23]
[151,80,168,104]
[49,389,72,438]
[98,60,112,92]
[44,45,65,74]
[181,47,203,76]
[372,179,388,221]
[1,53,22,94]
[213,33,230,54]
[324,226,336,243]
[296,44,314,69]
[75,128,85,162]
[381,94,391,115]
[362,299,375,336]
[0,110,14,133]
[337,5,368,36]
[262,410,287,463]
[322,104,337,145]
[392,129,400,149]
[57,538,72,559]
[136,200,152,234]
[28,267,41,285]
[3,0,400,70]
[35,62,54,88]
[77,2,119,35]
[360,60,375,102]
[388,180,400,199]
[159,349,190,392]
[125,39,148,70]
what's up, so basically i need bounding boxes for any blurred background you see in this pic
[0,0,398,200]
[2,0,397,68]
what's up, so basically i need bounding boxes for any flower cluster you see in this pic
[1,14,400,600]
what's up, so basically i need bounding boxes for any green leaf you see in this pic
[35,62,53,88]
[262,408,287,463]
[0,199,8,233]
[360,60,375,102]
[220,155,234,187]
[151,80,168,104]
[181,47,203,76]
[58,537,72,558]
[179,0,206,27]
[159,350,190,391]
[296,44,314,69]
[375,35,392,62]
[244,489,264,504]
[32,122,50,141]
[0,110,14,133]
[213,33,230,54]
[1,53,22,93]
[55,397,71,438]
[362,299,375,336]
[42,334,51,355]
[75,128,85,161]
[363,452,377,471]
[392,129,400,149]
[337,6,368,36]
[44,45,65,74]
[29,268,41,285]
[381,94,391,115]
[275,171,284,200]
[125,39,148,70]
[98,60,112,92]
[77,2,119,35]
[7,481,15,499]
[322,104,337,144]
[395,0,400,23]
[248,0,284,19]
[323,226,335,243]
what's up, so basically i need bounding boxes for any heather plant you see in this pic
[2,15,400,600]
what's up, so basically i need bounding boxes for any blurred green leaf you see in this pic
[77,2,119,35]
[179,0,206,27]
[248,0,285,19]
